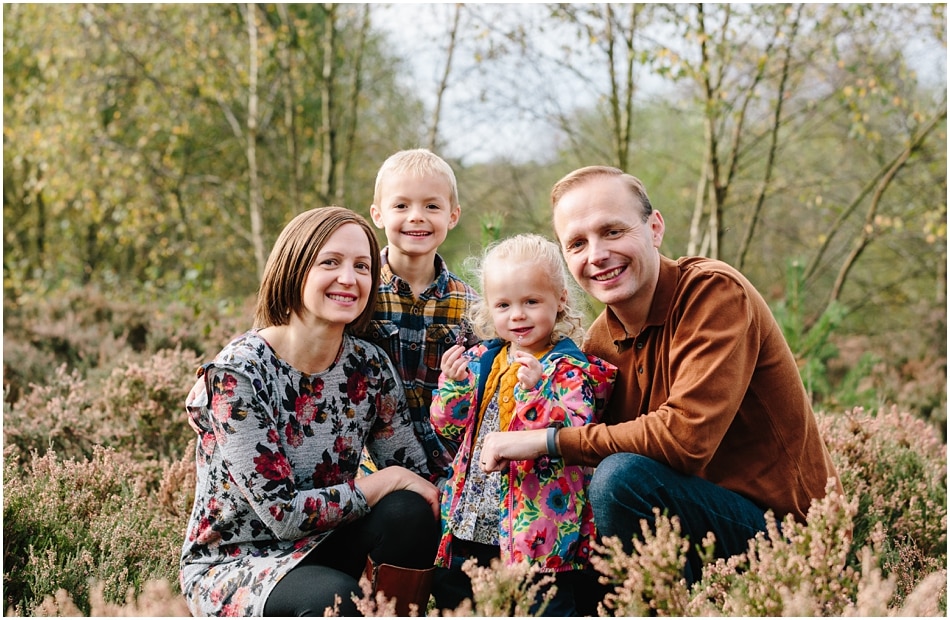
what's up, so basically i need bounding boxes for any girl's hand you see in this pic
[440,344,470,382]
[512,350,542,390]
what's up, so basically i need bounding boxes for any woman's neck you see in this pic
[258,319,344,375]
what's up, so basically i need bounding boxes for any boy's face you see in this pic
[371,172,460,261]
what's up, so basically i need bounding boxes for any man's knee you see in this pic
[589,453,665,505]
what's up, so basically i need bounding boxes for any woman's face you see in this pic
[299,223,374,328]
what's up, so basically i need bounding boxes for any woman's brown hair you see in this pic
[253,206,381,334]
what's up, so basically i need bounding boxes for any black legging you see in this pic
[263,490,439,617]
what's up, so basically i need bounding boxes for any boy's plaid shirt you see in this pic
[362,248,480,477]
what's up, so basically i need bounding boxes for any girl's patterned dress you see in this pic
[179,330,429,616]
[431,337,617,572]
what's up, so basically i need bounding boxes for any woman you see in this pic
[179,206,440,617]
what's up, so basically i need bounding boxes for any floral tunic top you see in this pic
[179,330,430,617]
[431,337,617,572]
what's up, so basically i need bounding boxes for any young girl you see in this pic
[180,207,440,617]
[430,233,617,616]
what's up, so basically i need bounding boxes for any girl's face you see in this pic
[484,260,567,355]
[299,223,374,328]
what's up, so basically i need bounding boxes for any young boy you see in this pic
[361,148,480,481]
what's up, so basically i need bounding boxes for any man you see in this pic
[479,165,841,584]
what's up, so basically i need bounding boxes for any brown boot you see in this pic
[364,557,435,617]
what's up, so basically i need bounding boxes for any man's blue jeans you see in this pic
[588,453,768,585]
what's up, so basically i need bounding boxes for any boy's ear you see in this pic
[369,204,384,228]
[448,204,461,229]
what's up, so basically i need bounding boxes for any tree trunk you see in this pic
[338,4,371,204]
[320,3,337,203]
[427,3,461,152]
[246,3,266,278]
[276,3,300,221]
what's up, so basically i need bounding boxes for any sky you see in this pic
[373,3,948,165]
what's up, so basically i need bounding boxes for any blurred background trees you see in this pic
[2,5,946,614]
[4,3,946,420]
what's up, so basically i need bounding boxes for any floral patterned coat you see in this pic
[179,330,430,617]
[431,337,617,572]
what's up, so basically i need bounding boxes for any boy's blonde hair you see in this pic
[373,148,460,208]
[467,233,586,345]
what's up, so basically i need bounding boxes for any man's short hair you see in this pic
[550,165,653,222]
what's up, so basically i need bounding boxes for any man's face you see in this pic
[553,175,664,310]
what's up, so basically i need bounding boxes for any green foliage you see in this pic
[772,258,847,401]
[3,3,428,303]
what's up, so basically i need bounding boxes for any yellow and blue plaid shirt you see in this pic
[361,247,480,479]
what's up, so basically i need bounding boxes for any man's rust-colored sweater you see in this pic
[558,255,841,523]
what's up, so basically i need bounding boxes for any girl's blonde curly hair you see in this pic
[466,233,586,345]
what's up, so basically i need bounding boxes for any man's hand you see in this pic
[479,429,548,472]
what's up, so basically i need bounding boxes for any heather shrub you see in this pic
[3,347,199,464]
[586,486,946,617]
[588,509,693,616]
[2,337,59,405]
[686,483,861,616]
[33,579,190,617]
[3,287,148,393]
[2,284,249,408]
[817,406,947,602]
[98,347,201,461]
[3,445,184,616]
[3,365,107,462]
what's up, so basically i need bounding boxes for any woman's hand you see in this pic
[479,429,548,472]
[512,350,543,390]
[440,344,470,382]
[356,466,441,520]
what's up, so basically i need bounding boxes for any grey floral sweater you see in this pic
[179,330,430,616]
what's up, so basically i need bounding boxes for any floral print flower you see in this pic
[295,393,320,425]
[517,518,556,559]
[253,445,292,481]
[542,478,571,517]
[346,372,368,404]
[212,393,232,423]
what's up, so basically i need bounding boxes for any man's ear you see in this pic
[651,210,666,247]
